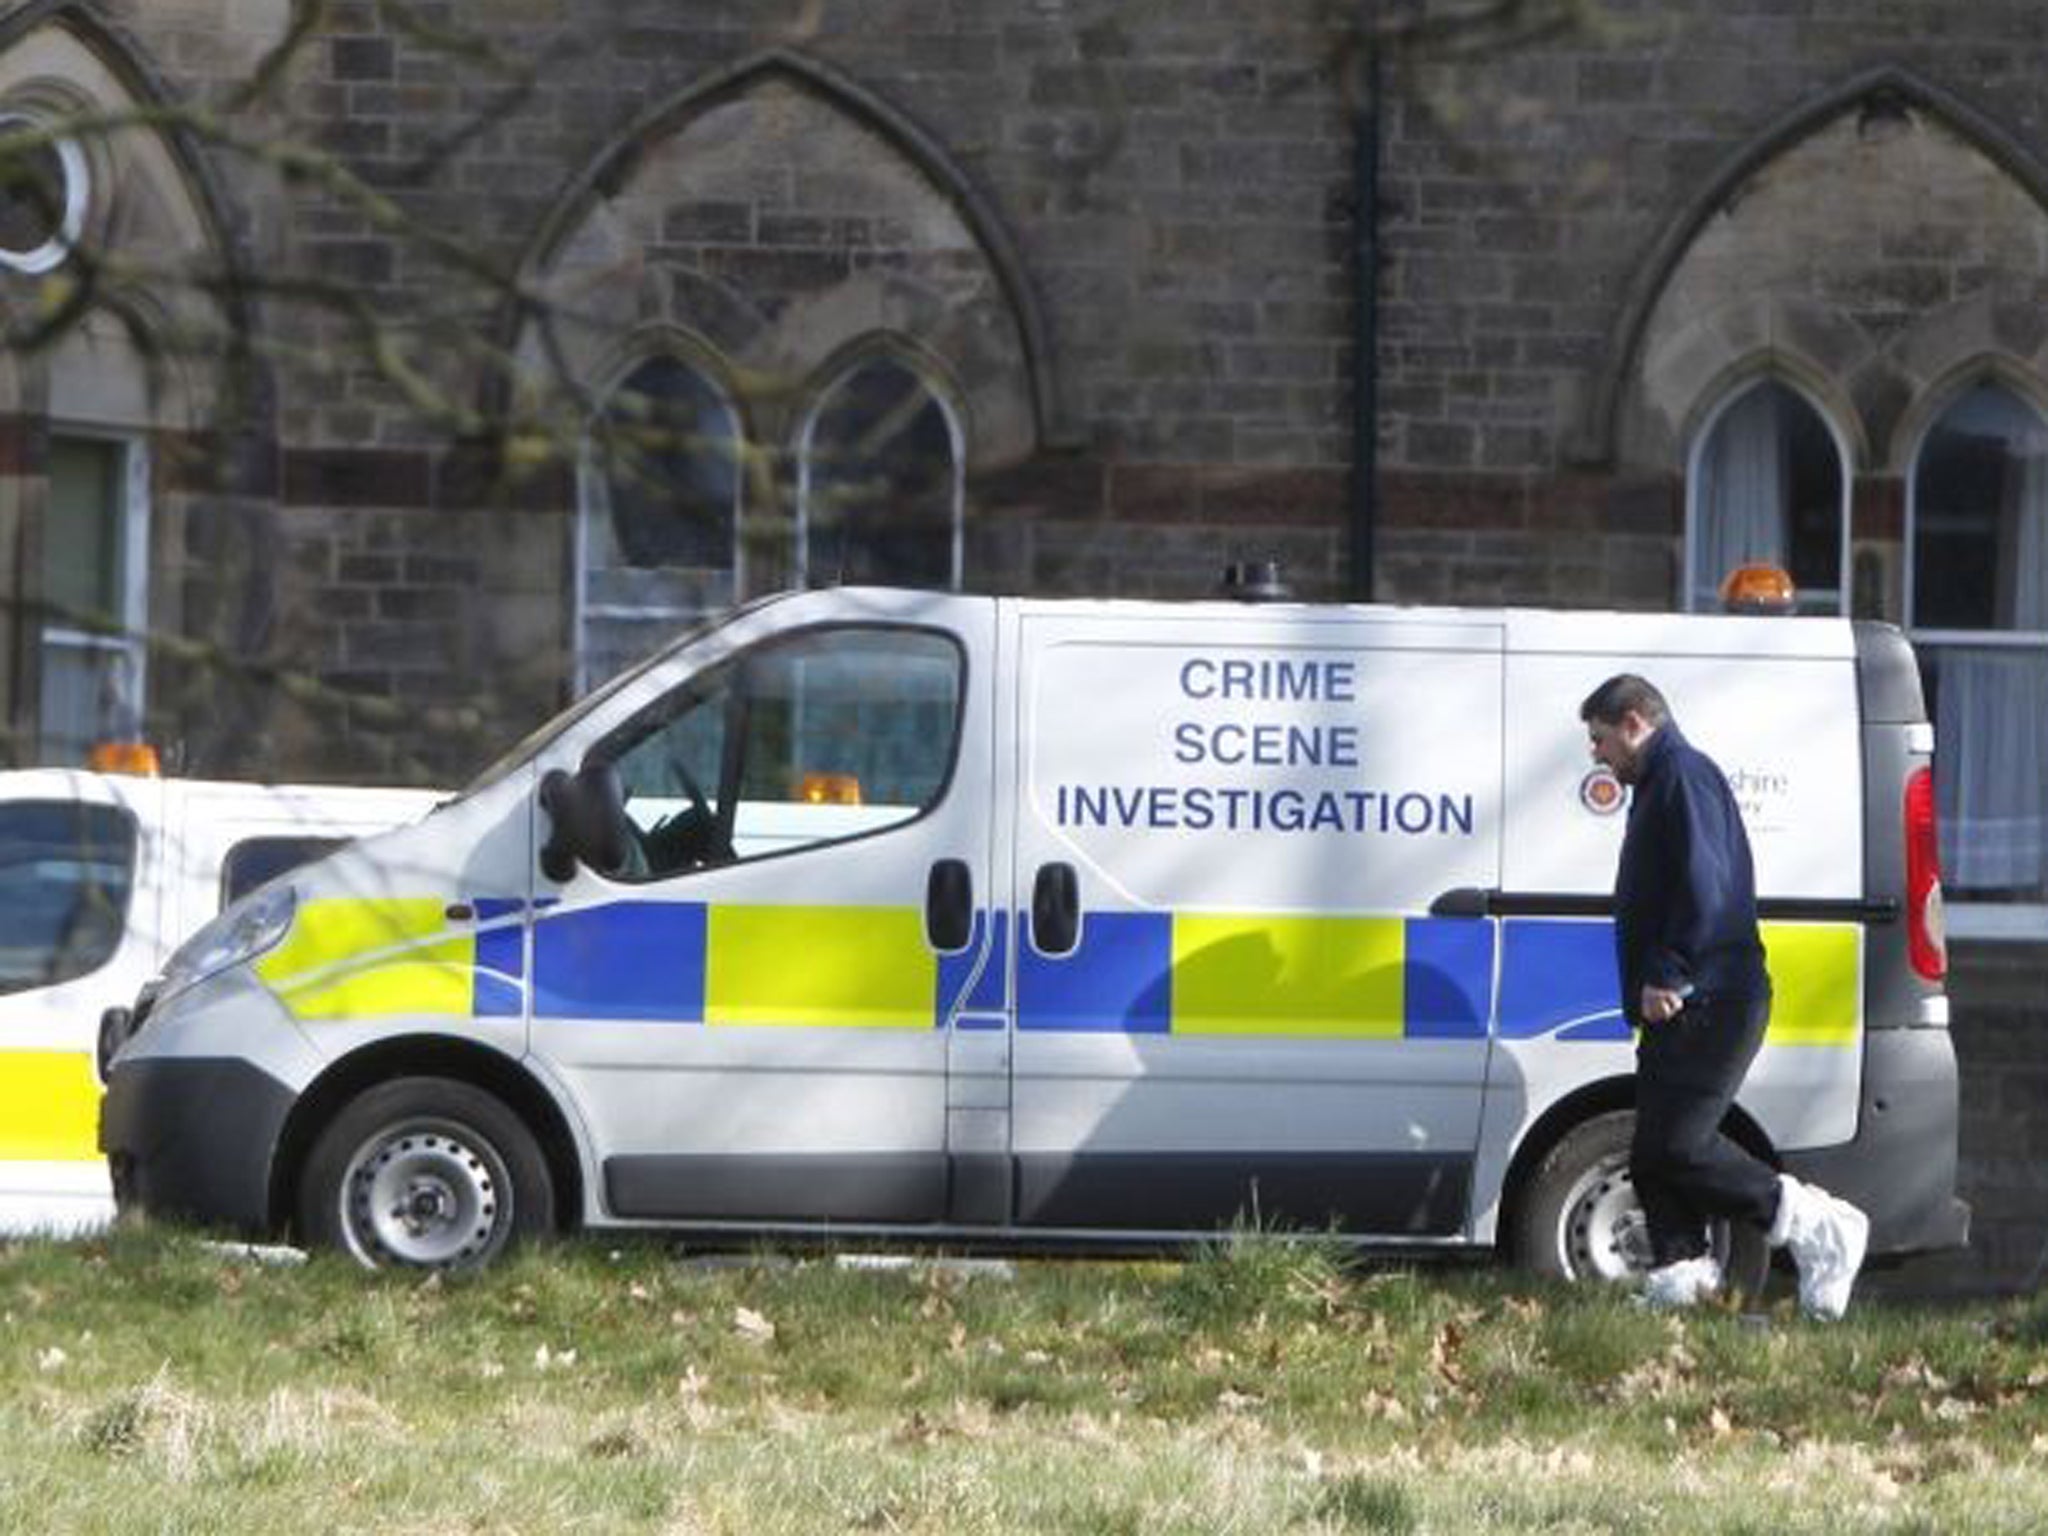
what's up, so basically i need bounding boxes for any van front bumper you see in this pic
[1779,1026,1969,1256]
[100,1057,297,1238]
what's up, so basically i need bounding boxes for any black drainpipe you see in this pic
[1349,38,1382,603]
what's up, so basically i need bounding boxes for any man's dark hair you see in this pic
[1580,673,1671,728]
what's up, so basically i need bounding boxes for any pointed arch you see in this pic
[0,1,254,337]
[1578,66,2048,467]
[1684,371,1853,614]
[511,47,1060,453]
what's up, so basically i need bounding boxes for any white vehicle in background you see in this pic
[0,764,439,1235]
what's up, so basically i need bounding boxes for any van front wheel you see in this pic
[298,1078,553,1271]
[1513,1110,1770,1302]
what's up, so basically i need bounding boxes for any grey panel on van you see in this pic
[1016,1152,1471,1237]
[1852,622,1928,724]
[604,1153,947,1223]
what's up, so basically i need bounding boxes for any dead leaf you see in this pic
[1430,1321,1467,1388]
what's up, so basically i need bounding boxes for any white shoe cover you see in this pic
[1638,1254,1722,1310]
[1775,1176,1869,1321]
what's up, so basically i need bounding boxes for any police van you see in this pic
[0,765,438,1234]
[99,586,1967,1284]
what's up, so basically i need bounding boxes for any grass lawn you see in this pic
[2,1229,2046,1534]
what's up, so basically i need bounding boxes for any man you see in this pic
[1581,674,1868,1319]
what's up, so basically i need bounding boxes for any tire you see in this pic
[297,1077,554,1271]
[1513,1109,1771,1303]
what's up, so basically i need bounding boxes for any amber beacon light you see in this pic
[1719,562,1798,614]
[796,772,863,806]
[87,741,161,775]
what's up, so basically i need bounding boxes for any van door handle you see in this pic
[1430,887,1492,918]
[926,859,973,952]
[1031,861,1080,956]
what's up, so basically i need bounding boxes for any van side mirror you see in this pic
[539,762,632,882]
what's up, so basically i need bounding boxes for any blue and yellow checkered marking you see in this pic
[1014,913,1492,1039]
[255,897,521,1022]
[252,895,1859,1048]
[1494,917,1860,1048]
[525,901,946,1028]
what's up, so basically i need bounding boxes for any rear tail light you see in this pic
[1904,766,1946,981]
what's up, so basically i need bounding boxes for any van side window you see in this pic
[598,627,963,879]
[219,836,348,908]
[0,800,136,993]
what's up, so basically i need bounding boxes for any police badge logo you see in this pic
[1579,767,1625,816]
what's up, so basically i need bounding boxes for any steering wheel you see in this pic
[637,758,733,872]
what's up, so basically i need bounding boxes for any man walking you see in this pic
[1581,674,1868,1318]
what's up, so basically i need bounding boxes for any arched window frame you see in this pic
[1682,375,1854,614]
[795,351,965,592]
[574,347,747,696]
[1904,376,2048,645]
[1903,375,2048,934]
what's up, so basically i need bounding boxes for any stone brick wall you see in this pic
[55,3,2048,720]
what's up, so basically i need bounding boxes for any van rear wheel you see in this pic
[298,1077,553,1271]
[1514,1110,1770,1303]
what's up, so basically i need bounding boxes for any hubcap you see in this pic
[1557,1151,1730,1283]
[1559,1154,1655,1282]
[341,1124,507,1269]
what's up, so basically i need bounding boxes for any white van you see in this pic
[0,770,438,1234]
[99,588,1967,1281]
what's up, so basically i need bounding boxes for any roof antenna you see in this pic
[1217,560,1293,603]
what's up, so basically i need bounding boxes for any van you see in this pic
[99,588,1967,1281]
[0,770,439,1234]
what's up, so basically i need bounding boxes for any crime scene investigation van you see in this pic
[0,764,439,1235]
[99,585,1967,1283]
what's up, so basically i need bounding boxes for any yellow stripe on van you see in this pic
[705,906,934,1029]
[0,1051,101,1161]
[1172,914,1405,1038]
[256,897,475,1022]
[1761,921,1861,1047]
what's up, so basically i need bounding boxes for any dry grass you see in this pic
[1,1228,2046,1533]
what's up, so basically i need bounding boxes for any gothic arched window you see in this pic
[1686,379,1848,613]
[578,355,743,691]
[799,357,961,590]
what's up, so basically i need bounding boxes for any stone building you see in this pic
[0,0,2039,1286]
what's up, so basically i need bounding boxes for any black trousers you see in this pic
[1631,993,1783,1268]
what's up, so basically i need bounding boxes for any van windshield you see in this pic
[0,800,137,994]
[459,599,776,796]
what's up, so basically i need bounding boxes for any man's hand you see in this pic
[1640,984,1689,1024]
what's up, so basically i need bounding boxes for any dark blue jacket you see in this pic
[1613,723,1769,1027]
